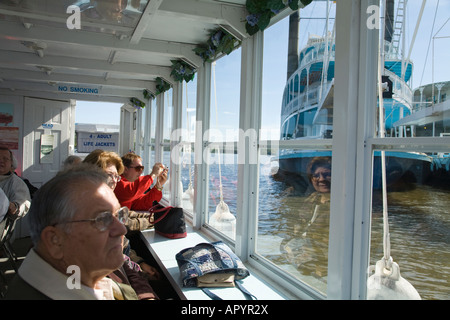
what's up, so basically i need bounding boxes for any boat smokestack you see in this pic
[287,11,299,80]
[385,0,394,42]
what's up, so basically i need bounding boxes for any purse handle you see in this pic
[148,205,174,224]
[201,282,257,300]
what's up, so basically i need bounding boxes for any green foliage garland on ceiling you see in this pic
[155,77,172,96]
[130,97,145,109]
[143,89,155,100]
[193,29,241,64]
[245,0,313,36]
[170,59,196,83]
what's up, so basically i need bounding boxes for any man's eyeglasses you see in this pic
[53,207,129,232]
[129,165,144,172]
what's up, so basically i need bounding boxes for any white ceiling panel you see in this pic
[0,0,271,101]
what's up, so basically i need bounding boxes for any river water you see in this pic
[177,153,449,300]
[370,186,450,300]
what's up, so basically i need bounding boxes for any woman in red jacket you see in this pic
[114,152,168,211]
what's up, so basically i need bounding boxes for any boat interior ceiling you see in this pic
[0,0,251,103]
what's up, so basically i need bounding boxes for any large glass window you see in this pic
[254,1,450,300]
[157,1,449,300]
[162,89,173,202]
[365,1,450,300]
[369,151,449,300]
[148,98,157,166]
[258,147,331,296]
[204,49,241,240]
[257,3,335,297]
[180,79,197,213]
[163,89,173,144]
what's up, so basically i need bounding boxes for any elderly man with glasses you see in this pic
[5,164,137,300]
[114,152,167,211]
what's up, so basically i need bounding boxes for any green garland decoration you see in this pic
[245,0,313,36]
[193,29,241,64]
[155,77,172,95]
[130,97,145,109]
[143,89,155,100]
[170,60,196,83]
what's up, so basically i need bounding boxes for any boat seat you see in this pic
[136,223,287,300]
[0,214,20,298]
[0,214,20,270]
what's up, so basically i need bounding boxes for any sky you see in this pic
[75,0,450,137]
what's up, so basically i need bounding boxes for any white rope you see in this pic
[185,81,193,189]
[378,1,391,267]
[212,62,224,203]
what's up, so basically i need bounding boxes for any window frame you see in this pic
[148,0,450,300]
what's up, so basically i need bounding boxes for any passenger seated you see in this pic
[15,172,38,199]
[0,147,31,219]
[5,164,135,299]
[108,253,159,300]
[114,152,167,211]
[82,150,155,232]
[82,150,162,282]
[0,188,9,222]
[71,152,160,300]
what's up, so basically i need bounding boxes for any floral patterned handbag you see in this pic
[175,241,256,300]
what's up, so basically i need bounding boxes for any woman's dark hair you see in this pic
[306,156,331,181]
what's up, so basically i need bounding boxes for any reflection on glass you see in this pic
[1,0,150,29]
[75,0,147,26]
[81,0,128,21]
[370,151,450,300]
[257,152,331,295]
[282,156,330,277]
